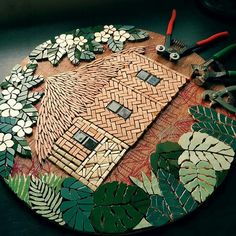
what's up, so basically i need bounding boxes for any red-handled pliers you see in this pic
[156,9,229,62]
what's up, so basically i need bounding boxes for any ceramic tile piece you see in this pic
[137,70,150,81]
[117,107,132,119]
[146,75,160,86]
[106,100,121,113]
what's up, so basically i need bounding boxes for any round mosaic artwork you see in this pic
[0,24,235,234]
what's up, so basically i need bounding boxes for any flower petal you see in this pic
[25,120,33,127]
[13,102,23,110]
[120,36,126,42]
[0,143,6,152]
[94,32,101,37]
[7,99,16,107]
[1,109,10,117]
[5,139,14,148]
[0,133,4,141]
[1,89,9,95]
[3,133,12,141]
[24,127,33,135]
[17,129,25,138]
[18,119,25,127]
[12,125,21,133]
[9,109,20,117]
[95,38,101,43]
[0,103,10,111]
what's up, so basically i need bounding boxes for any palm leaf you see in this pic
[29,176,65,225]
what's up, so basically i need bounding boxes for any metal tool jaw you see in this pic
[203,86,236,113]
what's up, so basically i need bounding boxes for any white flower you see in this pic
[12,119,33,137]
[74,36,88,46]
[1,87,20,100]
[104,25,116,35]
[94,31,111,43]
[0,99,23,117]
[113,30,131,42]
[0,133,14,152]
[55,34,75,48]
[6,73,24,83]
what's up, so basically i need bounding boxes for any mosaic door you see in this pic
[0,25,235,234]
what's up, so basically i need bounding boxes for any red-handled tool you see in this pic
[156,9,229,62]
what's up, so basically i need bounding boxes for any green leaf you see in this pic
[146,195,170,226]
[67,45,80,65]
[179,161,217,202]
[90,181,150,233]
[118,25,135,31]
[47,45,66,66]
[157,169,198,220]
[22,61,38,77]
[130,171,162,195]
[178,132,235,171]
[90,41,104,53]
[6,174,30,205]
[21,75,44,89]
[17,104,38,124]
[0,148,15,178]
[0,117,17,133]
[150,141,183,178]
[40,174,65,193]
[80,50,95,61]
[128,29,149,42]
[29,176,65,225]
[26,92,44,105]
[189,105,236,125]
[133,218,152,230]
[13,136,31,157]
[108,37,124,52]
[60,178,94,232]
[189,105,236,150]
[29,40,53,61]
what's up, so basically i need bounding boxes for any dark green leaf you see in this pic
[128,29,149,42]
[17,104,38,124]
[67,46,80,65]
[157,169,198,220]
[118,25,135,31]
[216,170,228,187]
[146,195,170,226]
[23,62,38,77]
[151,141,183,178]
[13,136,31,157]
[90,181,150,233]
[60,178,94,232]
[21,75,44,89]
[108,38,124,52]
[0,148,15,178]
[0,117,17,133]
[89,41,104,53]
[29,176,65,225]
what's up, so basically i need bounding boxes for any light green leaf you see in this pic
[118,25,135,31]
[108,37,124,52]
[6,174,30,205]
[17,104,38,124]
[80,50,95,61]
[179,160,217,202]
[0,148,15,178]
[128,29,149,41]
[178,132,235,171]
[40,174,65,193]
[29,40,53,61]
[21,75,44,89]
[67,45,80,65]
[130,171,162,195]
[22,61,38,77]
[47,44,66,66]
[13,136,31,157]
[133,218,152,230]
[26,92,44,105]
[29,176,65,225]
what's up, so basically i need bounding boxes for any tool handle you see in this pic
[166,9,177,35]
[196,31,229,46]
[228,71,236,78]
[213,44,236,60]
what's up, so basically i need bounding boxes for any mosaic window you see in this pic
[106,100,132,119]
[136,69,161,86]
[73,130,99,151]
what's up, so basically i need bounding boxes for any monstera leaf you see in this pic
[178,132,235,171]
[60,178,94,232]
[6,174,30,205]
[90,181,150,233]
[150,141,183,178]
[130,171,162,195]
[146,195,170,227]
[179,161,217,202]
[29,176,65,225]
[157,169,198,220]
[189,105,236,150]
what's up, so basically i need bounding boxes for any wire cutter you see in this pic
[203,86,236,113]
[191,43,236,86]
[156,9,229,62]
